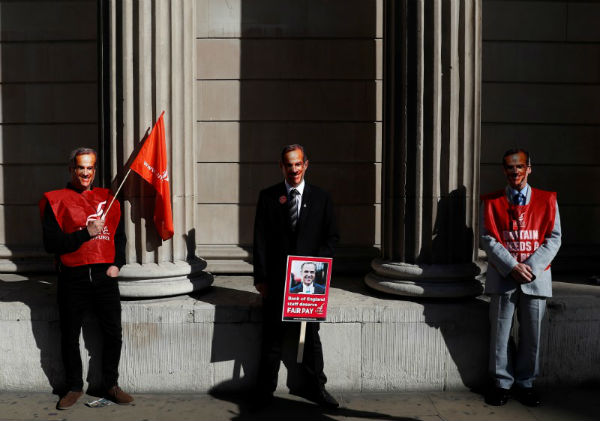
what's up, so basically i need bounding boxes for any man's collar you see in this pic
[506,184,530,205]
[285,179,305,196]
[303,283,314,293]
[506,183,529,197]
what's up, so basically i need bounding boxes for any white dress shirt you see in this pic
[300,283,314,294]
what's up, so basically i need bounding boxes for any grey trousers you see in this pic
[489,290,546,389]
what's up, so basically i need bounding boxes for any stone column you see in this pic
[365,0,483,297]
[108,0,212,297]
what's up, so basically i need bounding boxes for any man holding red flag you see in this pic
[129,111,174,240]
[41,148,133,409]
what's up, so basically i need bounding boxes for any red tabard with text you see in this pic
[39,188,121,267]
[282,256,332,322]
[481,188,556,264]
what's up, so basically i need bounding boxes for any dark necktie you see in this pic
[514,193,525,205]
[289,189,299,231]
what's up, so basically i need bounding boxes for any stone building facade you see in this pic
[1,0,597,291]
[0,0,599,392]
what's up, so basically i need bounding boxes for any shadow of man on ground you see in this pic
[209,391,420,421]
[0,274,108,396]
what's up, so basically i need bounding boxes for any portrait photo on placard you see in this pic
[282,256,333,322]
[288,260,328,295]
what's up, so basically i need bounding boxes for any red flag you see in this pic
[130,112,174,240]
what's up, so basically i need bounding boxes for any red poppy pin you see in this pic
[279,195,287,204]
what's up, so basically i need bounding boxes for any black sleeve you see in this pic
[113,211,126,269]
[252,190,268,285]
[42,202,91,255]
[318,192,339,258]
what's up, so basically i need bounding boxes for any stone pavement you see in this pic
[0,388,598,421]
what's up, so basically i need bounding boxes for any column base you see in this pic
[118,258,214,298]
[364,259,484,298]
[0,246,54,272]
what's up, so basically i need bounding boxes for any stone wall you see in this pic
[2,1,598,277]
[194,0,383,273]
[0,0,97,271]
[2,275,600,392]
[481,1,600,271]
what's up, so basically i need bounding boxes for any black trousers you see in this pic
[56,264,122,391]
[257,298,327,394]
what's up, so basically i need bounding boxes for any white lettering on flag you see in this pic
[143,161,169,181]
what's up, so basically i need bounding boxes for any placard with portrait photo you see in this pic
[282,255,332,321]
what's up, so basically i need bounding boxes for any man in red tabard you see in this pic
[41,148,133,409]
[480,149,561,407]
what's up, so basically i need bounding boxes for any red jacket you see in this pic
[40,187,121,267]
[481,188,556,264]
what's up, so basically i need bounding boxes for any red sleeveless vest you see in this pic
[39,187,121,267]
[481,188,556,265]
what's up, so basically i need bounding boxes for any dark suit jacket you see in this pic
[253,182,338,307]
[290,283,326,295]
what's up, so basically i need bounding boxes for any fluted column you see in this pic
[108,0,212,297]
[365,0,483,297]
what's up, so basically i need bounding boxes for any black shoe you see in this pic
[315,388,339,409]
[513,386,541,407]
[485,387,510,406]
[249,391,273,411]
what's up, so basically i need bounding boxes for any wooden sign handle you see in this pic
[296,321,307,363]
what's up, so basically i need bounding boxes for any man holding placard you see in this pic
[253,144,339,409]
[290,262,326,295]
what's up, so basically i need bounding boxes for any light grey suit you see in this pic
[480,185,561,389]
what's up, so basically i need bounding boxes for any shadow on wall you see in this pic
[427,186,487,390]
[237,0,380,268]
[196,285,311,394]
[355,277,489,392]
[194,285,261,392]
[361,182,487,389]
[0,276,108,395]
[116,131,165,258]
[430,186,475,265]
[0,0,103,389]
[199,284,418,420]
[0,0,101,395]
[421,295,489,391]
[0,1,98,272]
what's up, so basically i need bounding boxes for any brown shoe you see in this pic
[57,390,83,410]
[106,385,134,404]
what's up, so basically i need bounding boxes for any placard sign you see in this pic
[282,256,332,321]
